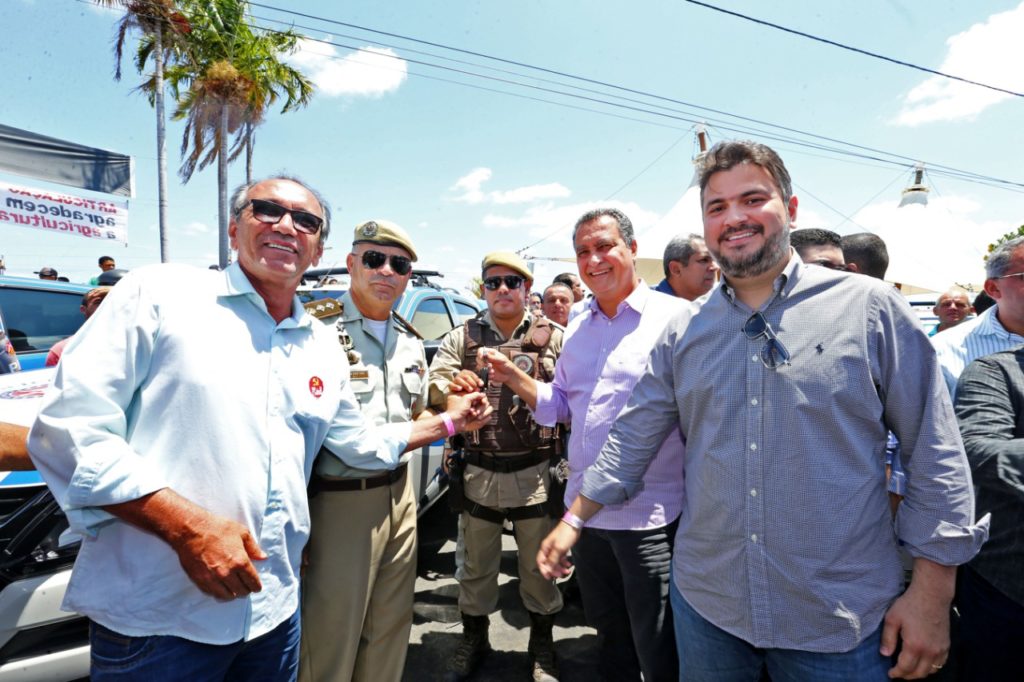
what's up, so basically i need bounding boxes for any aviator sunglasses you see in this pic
[360,250,413,276]
[246,199,324,234]
[483,275,525,291]
[743,311,791,369]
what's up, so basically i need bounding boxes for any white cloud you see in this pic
[791,207,830,231]
[289,39,407,98]
[449,168,571,205]
[893,3,1024,125]
[851,194,1012,289]
[450,168,492,204]
[488,200,662,256]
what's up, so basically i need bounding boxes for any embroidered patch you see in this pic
[351,370,370,380]
[309,376,324,398]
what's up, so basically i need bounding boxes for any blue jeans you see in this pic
[573,519,678,682]
[89,609,301,681]
[671,581,890,681]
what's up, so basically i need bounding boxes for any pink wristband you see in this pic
[440,412,456,438]
[561,511,585,530]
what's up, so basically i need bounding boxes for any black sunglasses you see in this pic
[246,199,323,234]
[483,275,525,291]
[360,249,413,276]
[743,311,791,369]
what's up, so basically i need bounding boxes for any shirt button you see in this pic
[750,488,757,497]
[751,398,758,406]
[750,443,757,451]
[751,355,758,362]
[751,534,758,543]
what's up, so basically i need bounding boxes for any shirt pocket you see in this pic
[349,369,375,406]
[401,371,423,410]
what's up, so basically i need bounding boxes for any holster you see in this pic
[447,444,466,514]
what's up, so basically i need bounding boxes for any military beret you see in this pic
[481,251,532,282]
[352,219,418,261]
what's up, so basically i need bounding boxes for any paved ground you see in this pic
[404,502,600,681]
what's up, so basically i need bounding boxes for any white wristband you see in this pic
[440,412,457,438]
[561,511,585,530]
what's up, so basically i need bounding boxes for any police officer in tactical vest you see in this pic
[429,252,564,682]
[301,220,428,682]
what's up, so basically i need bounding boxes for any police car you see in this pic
[0,270,482,681]
[0,277,92,372]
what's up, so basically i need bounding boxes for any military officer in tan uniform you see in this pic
[429,252,564,682]
[300,220,428,682]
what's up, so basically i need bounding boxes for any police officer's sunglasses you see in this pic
[743,311,791,369]
[246,199,323,234]
[483,275,525,291]
[360,250,413,276]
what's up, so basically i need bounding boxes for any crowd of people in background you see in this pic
[0,138,1019,682]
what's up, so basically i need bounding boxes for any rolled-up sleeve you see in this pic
[427,326,465,410]
[28,274,168,535]
[582,308,689,505]
[533,352,571,426]
[874,289,989,564]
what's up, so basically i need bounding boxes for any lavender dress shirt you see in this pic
[533,283,691,530]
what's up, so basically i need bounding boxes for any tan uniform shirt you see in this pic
[428,310,562,508]
[318,291,429,478]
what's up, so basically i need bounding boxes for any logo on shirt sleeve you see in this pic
[309,376,324,398]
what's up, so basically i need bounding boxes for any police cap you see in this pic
[481,251,532,282]
[352,220,418,261]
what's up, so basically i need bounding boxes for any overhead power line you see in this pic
[85,0,1024,195]
[683,0,1024,100]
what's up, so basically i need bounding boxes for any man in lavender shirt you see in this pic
[480,208,692,681]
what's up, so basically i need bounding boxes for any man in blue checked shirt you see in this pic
[27,176,490,682]
[539,141,989,681]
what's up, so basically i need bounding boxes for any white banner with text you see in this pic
[0,180,128,245]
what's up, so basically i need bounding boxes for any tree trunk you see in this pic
[245,123,254,185]
[155,24,169,263]
[218,106,230,269]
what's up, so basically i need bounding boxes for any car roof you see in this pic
[0,275,93,295]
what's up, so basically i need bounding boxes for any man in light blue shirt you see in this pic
[27,176,489,682]
[933,237,1024,398]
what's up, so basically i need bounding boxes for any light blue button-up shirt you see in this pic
[28,263,410,644]
[932,305,1024,398]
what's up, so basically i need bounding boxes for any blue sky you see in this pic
[2,0,1022,291]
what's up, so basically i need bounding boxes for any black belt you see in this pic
[464,501,549,524]
[463,449,551,473]
[309,464,407,495]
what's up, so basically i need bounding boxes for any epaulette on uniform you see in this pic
[304,297,344,320]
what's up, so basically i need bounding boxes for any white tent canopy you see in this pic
[632,172,704,284]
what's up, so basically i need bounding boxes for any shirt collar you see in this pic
[218,262,313,329]
[718,249,800,309]
[979,305,1024,340]
[588,279,650,319]
[479,309,532,340]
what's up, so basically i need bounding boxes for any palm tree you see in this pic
[165,0,313,268]
[97,0,191,263]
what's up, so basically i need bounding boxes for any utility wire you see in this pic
[98,0,1024,192]
[244,1,1024,190]
[683,0,1024,100]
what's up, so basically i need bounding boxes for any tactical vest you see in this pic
[461,314,557,453]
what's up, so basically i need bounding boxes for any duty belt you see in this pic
[464,501,549,525]
[308,463,407,496]
[463,449,552,473]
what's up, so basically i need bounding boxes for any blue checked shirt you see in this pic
[582,253,989,652]
[932,305,1024,398]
